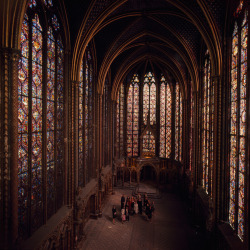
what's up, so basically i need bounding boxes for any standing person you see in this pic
[112,205,116,224]
[134,198,138,214]
[121,194,125,209]
[146,203,150,218]
[121,207,126,224]
[131,197,135,215]
[138,196,142,214]
[144,193,148,208]
[148,205,152,222]
[125,207,129,221]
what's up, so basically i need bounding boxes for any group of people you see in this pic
[112,193,155,224]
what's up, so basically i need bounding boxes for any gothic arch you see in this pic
[112,53,185,102]
[138,162,159,181]
[71,0,222,91]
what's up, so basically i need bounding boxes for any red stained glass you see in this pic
[201,51,213,195]
[78,48,93,186]
[229,10,247,240]
[18,6,64,238]
[127,74,139,157]
[143,72,156,125]
[160,76,172,158]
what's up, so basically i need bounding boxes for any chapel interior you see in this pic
[0,0,249,249]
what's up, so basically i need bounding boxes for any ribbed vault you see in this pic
[66,0,225,97]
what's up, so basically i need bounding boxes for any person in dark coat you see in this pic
[125,207,129,221]
[144,193,148,208]
[112,205,117,224]
[121,194,125,209]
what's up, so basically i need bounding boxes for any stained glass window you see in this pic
[229,8,248,241]
[143,72,156,125]
[116,84,124,158]
[47,26,56,219]
[44,0,53,7]
[201,50,214,195]
[18,0,64,238]
[142,131,155,154]
[160,75,172,158]
[29,0,37,7]
[127,74,139,157]
[56,36,64,208]
[79,47,93,186]
[103,80,110,167]
[175,83,183,162]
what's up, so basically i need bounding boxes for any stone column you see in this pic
[111,100,116,194]
[97,93,103,214]
[74,81,79,187]
[1,48,11,248]
[9,49,20,248]
[0,48,20,248]
[0,47,20,247]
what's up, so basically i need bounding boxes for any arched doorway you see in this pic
[140,165,156,182]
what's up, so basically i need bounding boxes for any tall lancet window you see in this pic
[18,0,64,238]
[127,74,139,157]
[79,48,93,186]
[189,91,194,171]
[103,79,110,167]
[201,50,214,195]
[142,131,155,155]
[143,72,156,125]
[160,75,172,158]
[175,83,183,161]
[116,84,124,158]
[229,4,248,241]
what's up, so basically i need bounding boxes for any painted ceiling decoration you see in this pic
[65,0,224,97]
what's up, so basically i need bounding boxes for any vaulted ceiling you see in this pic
[64,0,231,98]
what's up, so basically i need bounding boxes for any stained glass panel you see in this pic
[18,5,64,238]
[44,0,53,7]
[120,85,124,155]
[237,10,247,240]
[116,84,124,158]
[142,131,155,154]
[31,14,43,233]
[78,48,93,185]
[175,84,180,160]
[229,10,247,240]
[160,83,166,157]
[85,60,89,180]
[47,27,56,219]
[78,60,84,187]
[18,14,30,238]
[229,18,239,232]
[143,72,156,125]
[201,51,213,195]
[127,74,139,157]
[52,15,60,31]
[56,37,64,204]
[160,76,172,158]
[29,0,37,8]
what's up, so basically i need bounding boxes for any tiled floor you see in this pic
[79,184,207,250]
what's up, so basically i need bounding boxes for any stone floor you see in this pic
[79,184,208,250]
